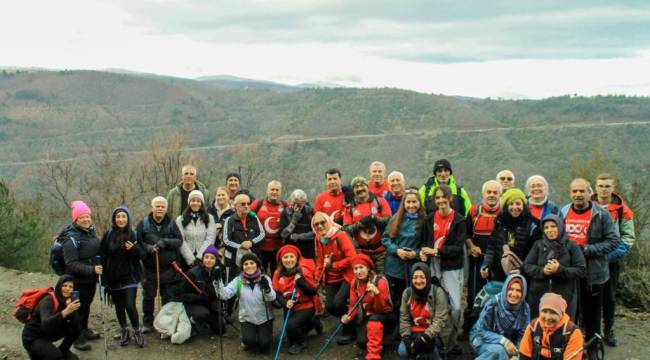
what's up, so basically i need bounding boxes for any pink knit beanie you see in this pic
[70,200,92,222]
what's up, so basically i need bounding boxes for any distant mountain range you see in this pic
[0,68,649,200]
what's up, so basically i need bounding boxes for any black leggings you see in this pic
[111,287,139,329]
[75,282,97,330]
[23,321,81,359]
[325,281,354,334]
[240,320,273,353]
[260,250,278,275]
[284,307,315,345]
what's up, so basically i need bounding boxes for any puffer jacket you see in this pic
[62,224,101,285]
[176,214,217,266]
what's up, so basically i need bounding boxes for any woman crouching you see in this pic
[341,253,393,360]
[219,252,275,353]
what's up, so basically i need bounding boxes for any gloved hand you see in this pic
[291,211,303,224]
[413,333,433,353]
[359,216,374,228]
[259,276,271,293]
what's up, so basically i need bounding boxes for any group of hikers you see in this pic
[20,159,635,360]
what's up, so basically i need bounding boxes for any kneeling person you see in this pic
[341,254,393,360]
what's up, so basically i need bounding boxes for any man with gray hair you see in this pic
[496,169,515,191]
[561,178,619,348]
[250,180,287,274]
[136,196,183,333]
[280,189,316,261]
[368,161,389,197]
[166,164,211,220]
[384,171,406,214]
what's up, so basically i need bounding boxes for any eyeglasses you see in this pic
[237,202,250,206]
[314,220,327,227]
[499,177,513,181]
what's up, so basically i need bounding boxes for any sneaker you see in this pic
[604,329,618,347]
[73,337,91,351]
[336,333,354,345]
[288,342,305,355]
[82,329,101,340]
[313,317,323,335]
[61,350,80,360]
[119,328,130,346]
[133,329,145,348]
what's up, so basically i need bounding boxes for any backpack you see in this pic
[50,230,78,275]
[462,281,502,336]
[252,199,289,214]
[13,286,58,323]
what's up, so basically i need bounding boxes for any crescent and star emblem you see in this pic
[264,216,280,234]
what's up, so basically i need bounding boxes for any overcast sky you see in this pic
[3,0,650,98]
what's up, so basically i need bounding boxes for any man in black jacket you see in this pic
[136,196,183,333]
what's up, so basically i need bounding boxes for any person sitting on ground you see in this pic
[341,253,393,360]
[271,245,321,355]
[519,293,584,360]
[99,205,145,347]
[22,275,82,360]
[312,211,357,345]
[180,245,225,337]
[219,252,276,354]
[177,190,216,268]
[470,274,530,360]
[398,262,449,360]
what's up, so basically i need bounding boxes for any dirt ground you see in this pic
[0,267,647,360]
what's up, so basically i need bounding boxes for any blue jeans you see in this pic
[397,340,440,360]
[473,343,509,360]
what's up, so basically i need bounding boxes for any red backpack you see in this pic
[13,286,58,323]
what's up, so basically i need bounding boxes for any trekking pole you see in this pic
[96,256,108,360]
[314,290,368,360]
[566,333,603,360]
[274,287,297,360]
[155,250,161,313]
[212,280,224,360]
[172,261,203,293]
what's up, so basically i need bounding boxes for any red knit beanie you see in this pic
[276,244,302,263]
[350,253,374,270]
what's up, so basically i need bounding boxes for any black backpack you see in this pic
[49,229,78,275]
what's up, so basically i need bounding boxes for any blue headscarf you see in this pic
[493,274,530,334]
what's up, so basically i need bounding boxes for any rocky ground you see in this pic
[0,267,647,360]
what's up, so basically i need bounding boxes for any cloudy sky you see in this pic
[3,0,650,98]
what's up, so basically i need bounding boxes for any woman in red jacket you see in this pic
[312,211,357,344]
[272,245,320,355]
[341,253,393,360]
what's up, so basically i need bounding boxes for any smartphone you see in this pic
[71,291,80,302]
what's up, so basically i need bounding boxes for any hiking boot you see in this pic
[336,333,355,345]
[288,342,305,355]
[604,329,617,347]
[133,329,145,348]
[313,317,323,335]
[119,328,130,346]
[61,350,80,360]
[73,336,91,351]
[82,328,101,340]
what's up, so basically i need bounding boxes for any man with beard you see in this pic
[250,180,288,275]
[343,176,392,273]
[384,171,406,214]
[368,161,389,197]
[313,168,347,224]
[560,178,618,352]
[136,196,183,333]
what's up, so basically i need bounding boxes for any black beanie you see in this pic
[226,172,241,182]
[433,159,452,174]
[239,252,262,269]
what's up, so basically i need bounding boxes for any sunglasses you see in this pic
[314,220,327,227]
[237,202,250,206]
[499,177,513,181]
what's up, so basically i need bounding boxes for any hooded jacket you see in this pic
[522,214,586,317]
[99,205,145,290]
[591,192,635,262]
[22,275,82,343]
[560,201,619,286]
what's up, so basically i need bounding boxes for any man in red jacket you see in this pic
[344,176,392,273]
[250,180,286,275]
[313,168,347,225]
[341,253,393,360]
[368,161,389,197]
